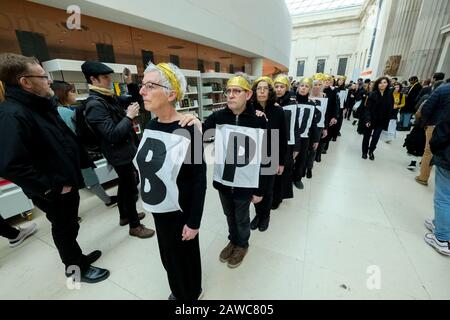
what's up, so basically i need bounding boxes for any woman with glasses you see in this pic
[137,62,207,300]
[51,80,118,213]
[249,77,287,232]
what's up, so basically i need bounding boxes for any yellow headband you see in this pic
[253,76,274,88]
[156,63,182,101]
[299,77,313,88]
[323,74,333,82]
[273,75,290,88]
[337,75,347,82]
[227,76,252,91]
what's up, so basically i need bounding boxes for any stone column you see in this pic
[405,0,450,78]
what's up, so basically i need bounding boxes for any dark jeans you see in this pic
[293,137,310,182]
[345,107,352,120]
[114,163,140,228]
[218,191,251,249]
[153,212,202,300]
[362,127,383,155]
[32,191,88,271]
[255,175,275,219]
[273,146,294,206]
[0,215,19,239]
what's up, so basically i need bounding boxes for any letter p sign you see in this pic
[222,132,256,183]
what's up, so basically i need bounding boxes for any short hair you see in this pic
[51,80,75,105]
[423,79,431,86]
[392,77,398,81]
[409,76,419,82]
[364,79,371,84]
[144,62,187,101]
[0,53,40,86]
[433,72,445,81]
[393,82,403,91]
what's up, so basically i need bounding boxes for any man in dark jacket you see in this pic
[424,105,450,256]
[417,72,446,102]
[203,76,267,269]
[82,61,155,239]
[416,83,450,186]
[399,76,422,131]
[0,53,109,283]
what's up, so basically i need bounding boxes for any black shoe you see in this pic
[352,120,357,126]
[271,202,281,210]
[369,153,375,161]
[250,216,260,230]
[294,180,304,190]
[407,161,417,171]
[66,266,110,284]
[105,196,118,208]
[258,217,270,232]
[338,132,341,137]
[362,154,368,160]
[85,250,102,265]
[77,217,82,223]
[322,150,327,155]
[306,169,313,179]
[316,154,322,163]
[332,137,337,142]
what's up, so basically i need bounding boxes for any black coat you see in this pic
[430,105,450,171]
[85,90,139,166]
[0,86,91,200]
[364,90,395,130]
[421,83,450,126]
[253,102,288,167]
[402,82,423,114]
[203,103,268,199]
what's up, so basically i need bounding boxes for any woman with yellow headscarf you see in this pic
[249,76,288,232]
[138,62,207,300]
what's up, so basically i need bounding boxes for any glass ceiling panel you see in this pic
[285,0,365,15]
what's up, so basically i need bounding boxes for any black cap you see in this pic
[81,61,114,77]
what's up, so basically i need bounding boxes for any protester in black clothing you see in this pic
[82,61,155,239]
[137,62,206,300]
[399,76,422,131]
[249,77,287,232]
[203,75,267,269]
[294,78,320,189]
[417,72,446,102]
[362,77,395,160]
[272,75,299,209]
[319,74,339,156]
[333,76,347,140]
[0,53,109,283]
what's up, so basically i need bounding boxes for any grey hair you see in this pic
[234,71,251,83]
[144,62,187,100]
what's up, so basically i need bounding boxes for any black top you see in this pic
[364,90,395,130]
[253,102,288,167]
[402,83,423,114]
[203,104,268,199]
[144,119,207,229]
[0,85,91,200]
[85,90,139,166]
[430,105,450,171]
[323,87,339,128]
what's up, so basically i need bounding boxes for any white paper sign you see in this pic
[134,129,190,213]
[338,89,348,109]
[313,98,328,128]
[353,100,362,111]
[297,104,315,138]
[213,124,264,188]
[282,104,298,145]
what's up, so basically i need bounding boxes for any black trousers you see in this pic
[333,108,345,138]
[32,191,88,271]
[0,215,19,239]
[153,212,202,300]
[219,191,251,249]
[254,175,275,219]
[114,162,140,228]
[345,107,352,120]
[362,127,383,155]
[293,137,310,182]
[307,129,323,171]
[273,146,294,206]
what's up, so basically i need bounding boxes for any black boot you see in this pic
[306,169,313,179]
[258,216,270,232]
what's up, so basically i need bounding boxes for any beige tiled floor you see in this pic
[1,121,448,300]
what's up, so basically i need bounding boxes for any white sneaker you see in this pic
[424,233,450,256]
[407,161,417,171]
[9,223,37,248]
[424,219,435,232]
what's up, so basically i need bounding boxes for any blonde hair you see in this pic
[0,81,5,103]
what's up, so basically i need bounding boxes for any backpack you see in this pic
[73,96,107,153]
[403,125,426,157]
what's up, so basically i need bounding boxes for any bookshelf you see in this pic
[201,72,234,120]
[175,69,202,120]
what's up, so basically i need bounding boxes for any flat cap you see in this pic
[81,61,114,76]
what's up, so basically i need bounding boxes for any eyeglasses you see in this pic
[224,88,245,97]
[20,74,50,80]
[140,81,169,91]
[256,86,269,93]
